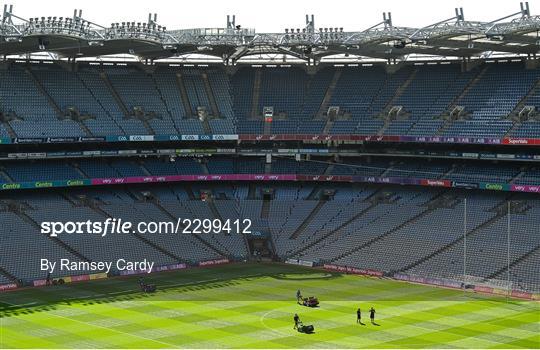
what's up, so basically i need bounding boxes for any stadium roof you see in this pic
[1,2,539,64]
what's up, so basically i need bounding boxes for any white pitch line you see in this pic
[259,308,296,338]
[2,301,178,348]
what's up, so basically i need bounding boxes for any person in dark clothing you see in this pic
[296,289,302,304]
[293,313,300,330]
[356,308,363,324]
[369,307,376,324]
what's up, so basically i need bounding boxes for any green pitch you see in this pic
[0,263,538,348]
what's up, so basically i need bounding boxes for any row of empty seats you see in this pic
[1,61,539,138]
[0,184,538,292]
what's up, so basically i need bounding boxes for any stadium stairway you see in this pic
[24,68,63,117]
[317,68,342,119]
[149,74,181,134]
[69,162,92,179]
[96,204,189,264]
[136,160,153,176]
[212,199,252,255]
[440,165,457,179]
[289,198,327,239]
[0,169,14,182]
[99,68,159,135]
[201,118,212,135]
[6,201,92,263]
[180,187,195,200]
[379,164,395,178]
[251,69,262,118]
[59,191,80,207]
[99,71,130,117]
[510,169,527,184]
[436,65,489,135]
[2,121,18,138]
[324,164,335,176]
[151,200,229,257]
[207,198,225,222]
[263,120,272,135]
[326,190,449,264]
[74,70,127,135]
[175,73,194,117]
[397,197,518,274]
[306,186,320,200]
[505,120,522,137]
[140,118,156,135]
[376,68,418,135]
[201,72,220,117]
[504,78,540,137]
[289,199,381,258]
[201,162,210,175]
[247,184,257,199]
[322,119,334,134]
[100,69,156,135]
[318,69,342,135]
[264,161,272,174]
[0,265,19,284]
[261,198,271,219]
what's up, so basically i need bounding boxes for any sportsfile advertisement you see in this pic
[0,0,539,349]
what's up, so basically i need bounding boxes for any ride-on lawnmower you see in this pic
[301,296,319,307]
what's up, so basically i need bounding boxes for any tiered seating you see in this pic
[144,158,203,175]
[406,197,537,285]
[152,67,187,123]
[1,61,539,137]
[77,66,148,135]
[187,201,248,257]
[443,63,537,137]
[0,124,10,138]
[328,66,387,134]
[28,200,175,267]
[4,161,83,182]
[0,66,83,137]
[109,160,146,177]
[31,65,124,135]
[0,184,538,292]
[0,211,83,280]
[76,160,121,178]
[259,67,306,120]
[104,66,178,134]
[447,164,519,183]
[231,67,254,121]
[302,67,335,119]
[181,69,212,114]
[106,200,223,262]
[295,190,429,263]
[517,168,540,185]
[509,249,540,292]
[207,69,235,120]
[393,64,474,136]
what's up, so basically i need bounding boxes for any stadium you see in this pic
[0,1,539,348]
